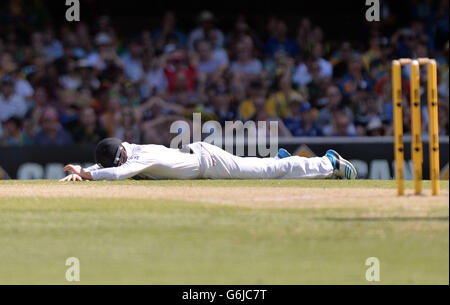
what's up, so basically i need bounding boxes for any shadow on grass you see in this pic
[323,217,449,222]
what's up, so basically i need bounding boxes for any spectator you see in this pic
[76,59,100,91]
[121,39,144,83]
[322,110,357,136]
[438,99,449,136]
[329,41,355,79]
[362,34,382,72]
[437,41,449,99]
[354,93,382,130]
[42,26,64,61]
[283,95,321,137]
[0,2,448,148]
[100,94,122,137]
[114,106,140,143]
[72,107,107,144]
[1,116,32,146]
[292,42,332,87]
[266,64,298,119]
[264,19,299,58]
[282,95,304,136]
[141,30,154,52]
[154,11,187,51]
[0,74,27,123]
[164,50,196,93]
[434,0,449,49]
[59,55,82,90]
[380,82,394,125]
[296,17,319,53]
[303,60,332,107]
[366,117,385,136]
[194,39,224,76]
[1,58,34,98]
[207,29,229,66]
[231,36,263,77]
[166,71,201,107]
[297,102,322,136]
[121,82,141,107]
[239,79,268,121]
[188,11,225,51]
[139,52,168,98]
[338,54,373,99]
[33,106,73,145]
[209,86,236,124]
[317,85,354,129]
[85,32,123,71]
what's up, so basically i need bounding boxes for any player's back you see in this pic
[124,143,201,180]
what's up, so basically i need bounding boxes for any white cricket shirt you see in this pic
[86,142,201,180]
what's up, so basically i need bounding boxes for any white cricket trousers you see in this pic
[188,142,334,179]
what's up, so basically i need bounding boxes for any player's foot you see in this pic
[325,149,357,179]
[275,148,291,160]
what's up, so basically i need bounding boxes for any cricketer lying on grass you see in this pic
[60,138,357,181]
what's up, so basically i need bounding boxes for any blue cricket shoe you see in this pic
[325,149,357,179]
[275,148,291,160]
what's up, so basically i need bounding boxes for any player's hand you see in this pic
[63,164,82,175]
[63,164,93,181]
[59,174,83,181]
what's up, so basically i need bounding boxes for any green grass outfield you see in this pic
[0,179,448,284]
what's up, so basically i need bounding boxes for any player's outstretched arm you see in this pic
[87,160,149,180]
[60,159,150,181]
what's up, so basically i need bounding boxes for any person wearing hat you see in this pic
[366,116,384,136]
[0,74,28,123]
[188,11,225,51]
[84,32,123,71]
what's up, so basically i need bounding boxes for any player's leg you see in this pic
[196,142,335,179]
[232,155,335,179]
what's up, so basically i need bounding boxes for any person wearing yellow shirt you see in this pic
[240,73,305,121]
[239,79,267,121]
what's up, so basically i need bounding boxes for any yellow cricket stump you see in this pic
[410,60,422,194]
[427,60,440,195]
[392,58,440,196]
[392,60,404,195]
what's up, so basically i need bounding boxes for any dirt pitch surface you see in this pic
[0,181,448,211]
[0,180,448,284]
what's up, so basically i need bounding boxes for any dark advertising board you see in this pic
[0,137,448,180]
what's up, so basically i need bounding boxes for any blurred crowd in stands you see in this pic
[0,0,449,146]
